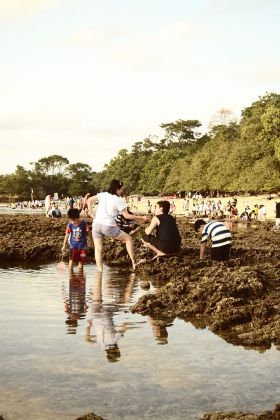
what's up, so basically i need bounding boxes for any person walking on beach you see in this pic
[142,200,181,261]
[87,179,150,272]
[194,219,232,261]
[61,208,91,271]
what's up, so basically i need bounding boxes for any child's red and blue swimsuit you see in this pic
[66,220,89,262]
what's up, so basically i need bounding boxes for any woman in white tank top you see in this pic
[88,179,149,272]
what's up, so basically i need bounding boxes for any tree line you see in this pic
[1,92,280,200]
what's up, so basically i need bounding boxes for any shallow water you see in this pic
[1,264,280,420]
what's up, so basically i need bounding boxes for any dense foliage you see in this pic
[1,93,280,200]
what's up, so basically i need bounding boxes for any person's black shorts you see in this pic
[211,244,231,261]
[142,234,179,254]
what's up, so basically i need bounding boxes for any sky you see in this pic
[0,0,280,174]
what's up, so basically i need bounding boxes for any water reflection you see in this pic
[62,270,88,334]
[84,272,139,362]
[149,317,170,345]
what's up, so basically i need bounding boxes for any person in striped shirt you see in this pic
[194,219,232,261]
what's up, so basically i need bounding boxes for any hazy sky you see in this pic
[1,0,280,174]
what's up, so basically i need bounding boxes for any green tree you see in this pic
[67,162,94,196]
[33,155,69,175]
[160,119,202,146]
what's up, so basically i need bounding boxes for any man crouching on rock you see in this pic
[142,200,181,261]
[194,219,232,261]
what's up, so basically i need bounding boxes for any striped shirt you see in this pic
[201,221,232,248]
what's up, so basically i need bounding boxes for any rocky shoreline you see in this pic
[131,220,280,352]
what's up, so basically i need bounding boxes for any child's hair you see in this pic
[157,200,170,214]
[194,219,207,232]
[108,179,123,195]
[67,208,80,220]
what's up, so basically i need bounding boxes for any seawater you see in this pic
[0,263,280,420]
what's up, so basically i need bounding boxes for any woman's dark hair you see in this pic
[194,219,206,232]
[157,200,170,214]
[108,179,124,195]
[68,208,80,219]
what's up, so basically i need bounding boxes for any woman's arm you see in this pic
[121,209,150,223]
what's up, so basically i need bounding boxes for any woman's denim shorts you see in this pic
[92,224,121,239]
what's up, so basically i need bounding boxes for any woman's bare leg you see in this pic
[94,238,104,272]
[115,231,136,269]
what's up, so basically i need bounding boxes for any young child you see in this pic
[62,208,91,271]
[115,207,140,236]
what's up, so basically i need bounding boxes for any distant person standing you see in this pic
[82,193,91,216]
[273,202,280,230]
[45,194,51,217]
[258,204,267,221]
[194,219,232,261]
[68,196,75,210]
[183,198,190,216]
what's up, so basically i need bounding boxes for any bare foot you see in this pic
[151,252,166,261]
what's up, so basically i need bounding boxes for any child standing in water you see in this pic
[62,208,91,271]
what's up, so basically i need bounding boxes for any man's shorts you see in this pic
[211,244,231,261]
[70,248,87,263]
[142,233,179,254]
[92,224,121,239]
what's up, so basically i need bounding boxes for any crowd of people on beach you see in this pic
[181,196,268,222]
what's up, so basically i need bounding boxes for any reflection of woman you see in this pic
[87,179,149,272]
[85,272,136,362]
